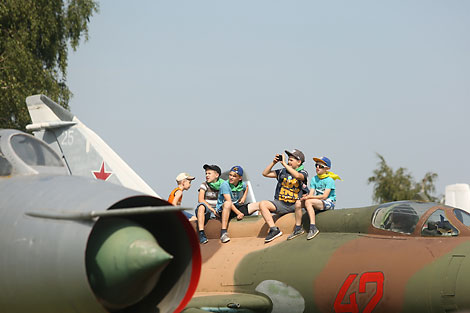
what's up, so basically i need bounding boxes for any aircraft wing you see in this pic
[183,293,272,313]
[25,94,158,197]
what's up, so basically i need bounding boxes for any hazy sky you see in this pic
[67,1,470,209]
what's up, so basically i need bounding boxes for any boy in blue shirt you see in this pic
[288,156,340,240]
[216,165,260,243]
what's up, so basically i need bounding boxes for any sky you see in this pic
[67,1,470,210]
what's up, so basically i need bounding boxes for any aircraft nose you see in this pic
[86,217,173,310]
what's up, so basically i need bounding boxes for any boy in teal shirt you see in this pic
[217,165,260,243]
[288,156,341,240]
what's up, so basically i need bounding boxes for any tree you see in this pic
[0,0,98,130]
[367,154,438,203]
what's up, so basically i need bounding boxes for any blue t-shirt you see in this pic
[310,176,336,202]
[216,180,247,211]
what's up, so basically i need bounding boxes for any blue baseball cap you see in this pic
[313,156,331,168]
[230,165,244,176]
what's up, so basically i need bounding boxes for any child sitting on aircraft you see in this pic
[288,156,341,240]
[195,164,224,244]
[216,166,260,243]
[258,149,309,243]
[168,172,195,207]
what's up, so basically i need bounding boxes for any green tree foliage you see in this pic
[0,0,98,130]
[368,154,438,203]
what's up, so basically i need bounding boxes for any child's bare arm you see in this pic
[198,189,218,214]
[172,190,182,205]
[307,189,331,200]
[239,185,249,204]
[301,188,315,200]
[197,189,206,203]
[231,204,244,220]
[262,155,280,178]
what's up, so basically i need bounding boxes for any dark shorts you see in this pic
[269,199,296,215]
[229,203,250,219]
[195,202,213,224]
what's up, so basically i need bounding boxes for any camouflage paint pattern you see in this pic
[187,202,470,313]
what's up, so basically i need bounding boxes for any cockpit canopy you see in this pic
[372,201,460,236]
[0,129,67,177]
[372,201,428,234]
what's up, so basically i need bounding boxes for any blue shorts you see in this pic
[321,199,335,210]
[182,211,194,219]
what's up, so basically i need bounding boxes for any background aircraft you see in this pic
[26,94,158,196]
[0,128,200,313]
[184,201,470,313]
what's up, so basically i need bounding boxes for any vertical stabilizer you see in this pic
[25,95,158,197]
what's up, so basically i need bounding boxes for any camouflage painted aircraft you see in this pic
[23,95,470,313]
[183,201,470,313]
[0,128,200,313]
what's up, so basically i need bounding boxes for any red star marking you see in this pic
[93,162,112,181]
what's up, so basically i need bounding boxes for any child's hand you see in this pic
[212,208,220,218]
[237,212,244,220]
[239,198,246,204]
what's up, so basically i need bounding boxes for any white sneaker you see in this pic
[220,232,230,243]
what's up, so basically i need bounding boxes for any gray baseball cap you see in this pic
[285,149,305,163]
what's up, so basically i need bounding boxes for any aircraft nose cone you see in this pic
[86,217,173,310]
[128,238,173,271]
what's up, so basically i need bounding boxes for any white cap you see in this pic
[176,172,195,182]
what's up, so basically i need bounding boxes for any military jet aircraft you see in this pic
[0,128,200,313]
[23,95,470,313]
[184,201,470,313]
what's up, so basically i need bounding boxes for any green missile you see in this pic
[86,217,173,310]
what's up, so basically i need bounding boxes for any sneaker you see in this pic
[265,227,283,243]
[220,232,230,243]
[287,228,305,240]
[199,231,208,244]
[307,226,320,240]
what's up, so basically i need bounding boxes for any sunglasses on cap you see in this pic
[315,163,327,169]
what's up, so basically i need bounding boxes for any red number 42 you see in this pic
[334,271,384,313]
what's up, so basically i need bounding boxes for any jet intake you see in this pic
[86,217,173,310]
[0,175,200,313]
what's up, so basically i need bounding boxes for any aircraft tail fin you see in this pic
[26,95,77,130]
[25,95,159,197]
